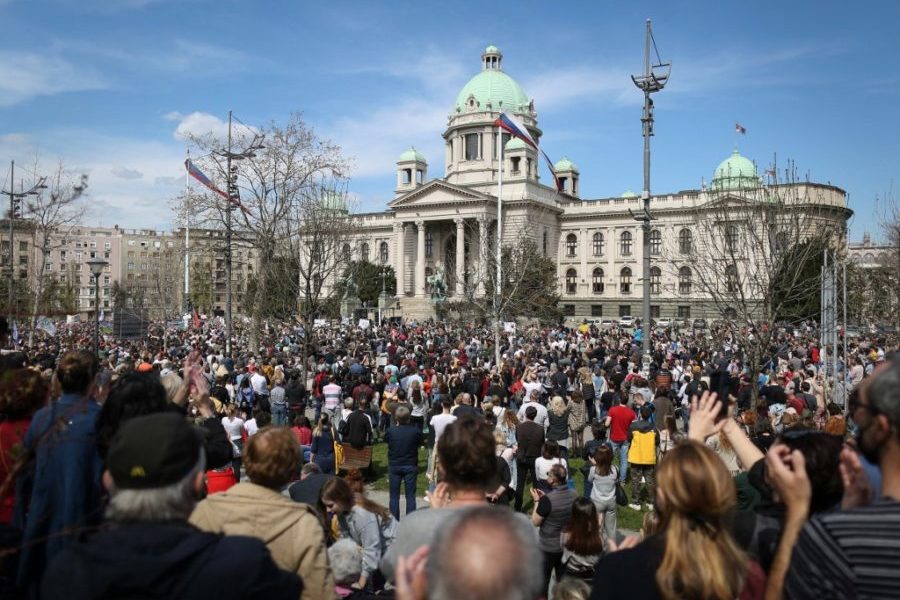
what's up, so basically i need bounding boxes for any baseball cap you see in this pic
[107,412,202,490]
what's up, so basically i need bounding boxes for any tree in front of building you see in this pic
[332,261,397,307]
[687,161,845,390]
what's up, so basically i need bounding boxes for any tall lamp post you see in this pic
[87,257,109,358]
[630,19,670,374]
[2,160,47,323]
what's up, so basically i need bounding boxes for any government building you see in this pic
[342,45,851,321]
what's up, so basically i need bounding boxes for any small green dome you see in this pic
[621,190,638,198]
[397,147,427,163]
[320,190,348,213]
[505,137,527,151]
[455,46,530,114]
[554,156,578,172]
[712,150,760,190]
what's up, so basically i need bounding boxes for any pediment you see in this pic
[389,180,494,209]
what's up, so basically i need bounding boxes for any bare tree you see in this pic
[875,186,900,330]
[23,161,87,345]
[685,161,847,389]
[179,113,350,352]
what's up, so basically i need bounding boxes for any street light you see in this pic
[86,257,109,358]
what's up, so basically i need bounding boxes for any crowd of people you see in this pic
[0,312,897,599]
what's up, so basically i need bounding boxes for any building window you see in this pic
[379,241,389,264]
[127,262,134,270]
[563,304,576,317]
[619,305,631,317]
[425,231,433,258]
[18,241,27,251]
[677,305,691,319]
[465,133,479,161]
[651,305,660,319]
[592,232,604,256]
[620,267,632,294]
[565,234,577,258]
[565,268,577,294]
[592,267,604,294]
[360,242,370,263]
[620,231,632,256]
[649,229,661,255]
[725,264,739,293]
[650,266,661,295]
[725,224,739,253]
[510,156,521,173]
[104,242,111,250]
[679,228,693,254]
[341,243,351,263]
[590,304,603,317]
[542,230,548,255]
[678,266,692,294]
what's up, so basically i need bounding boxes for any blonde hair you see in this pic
[549,395,567,417]
[655,441,747,600]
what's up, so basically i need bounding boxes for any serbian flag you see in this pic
[184,158,251,214]
[735,123,747,134]
[494,112,563,192]
[185,158,228,199]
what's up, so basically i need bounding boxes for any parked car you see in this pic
[618,315,635,327]
[600,319,616,328]
[692,318,708,329]
[656,318,672,328]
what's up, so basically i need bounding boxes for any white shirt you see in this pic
[535,457,567,482]
[429,413,457,442]
[250,372,268,395]
[221,416,244,440]
[243,418,259,437]
[517,401,549,429]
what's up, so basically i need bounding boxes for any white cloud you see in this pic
[110,166,143,180]
[167,111,260,147]
[0,133,29,144]
[522,66,637,111]
[0,51,109,107]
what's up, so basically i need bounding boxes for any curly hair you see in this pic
[243,426,300,489]
[0,369,48,419]
[436,415,497,492]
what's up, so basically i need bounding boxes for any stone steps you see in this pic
[398,296,437,320]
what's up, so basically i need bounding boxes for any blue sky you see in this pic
[0,0,897,240]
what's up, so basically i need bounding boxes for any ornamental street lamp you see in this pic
[87,257,109,358]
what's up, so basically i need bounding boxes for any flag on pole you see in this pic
[11,321,19,345]
[184,159,252,215]
[184,159,229,199]
[494,112,562,191]
[735,123,747,135]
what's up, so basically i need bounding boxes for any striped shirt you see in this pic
[785,499,900,600]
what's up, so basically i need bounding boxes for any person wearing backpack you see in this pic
[626,404,659,511]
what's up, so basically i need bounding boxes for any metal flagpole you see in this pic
[495,121,503,316]
[184,149,191,312]
[832,252,838,404]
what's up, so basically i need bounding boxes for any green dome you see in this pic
[554,156,578,172]
[505,137,527,151]
[712,150,760,190]
[398,147,427,163]
[320,190,348,213]
[455,46,530,114]
[621,190,638,198]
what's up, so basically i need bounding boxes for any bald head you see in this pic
[428,507,542,600]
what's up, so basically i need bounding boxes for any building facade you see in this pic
[340,45,851,320]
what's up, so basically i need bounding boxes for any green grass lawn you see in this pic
[365,442,645,531]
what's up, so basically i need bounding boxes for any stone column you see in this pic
[580,227,588,296]
[454,218,466,298]
[476,217,487,297]
[415,220,426,297]
[393,223,405,297]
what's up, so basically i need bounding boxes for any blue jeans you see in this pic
[389,464,418,520]
[272,403,288,426]
[609,440,630,482]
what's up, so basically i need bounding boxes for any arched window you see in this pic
[679,229,692,254]
[566,233,578,258]
[620,267,632,294]
[649,229,661,256]
[592,232,605,256]
[425,267,434,294]
[379,241,389,264]
[678,266,692,295]
[650,266,661,295]
[565,268,577,294]
[620,231,632,256]
[340,243,350,263]
[592,267,604,294]
[425,231,433,258]
[725,264,739,293]
[725,224,739,253]
[360,242,370,263]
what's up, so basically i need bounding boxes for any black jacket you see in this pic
[340,410,373,449]
[41,520,300,600]
[516,421,545,461]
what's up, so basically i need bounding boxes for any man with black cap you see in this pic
[41,412,300,599]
